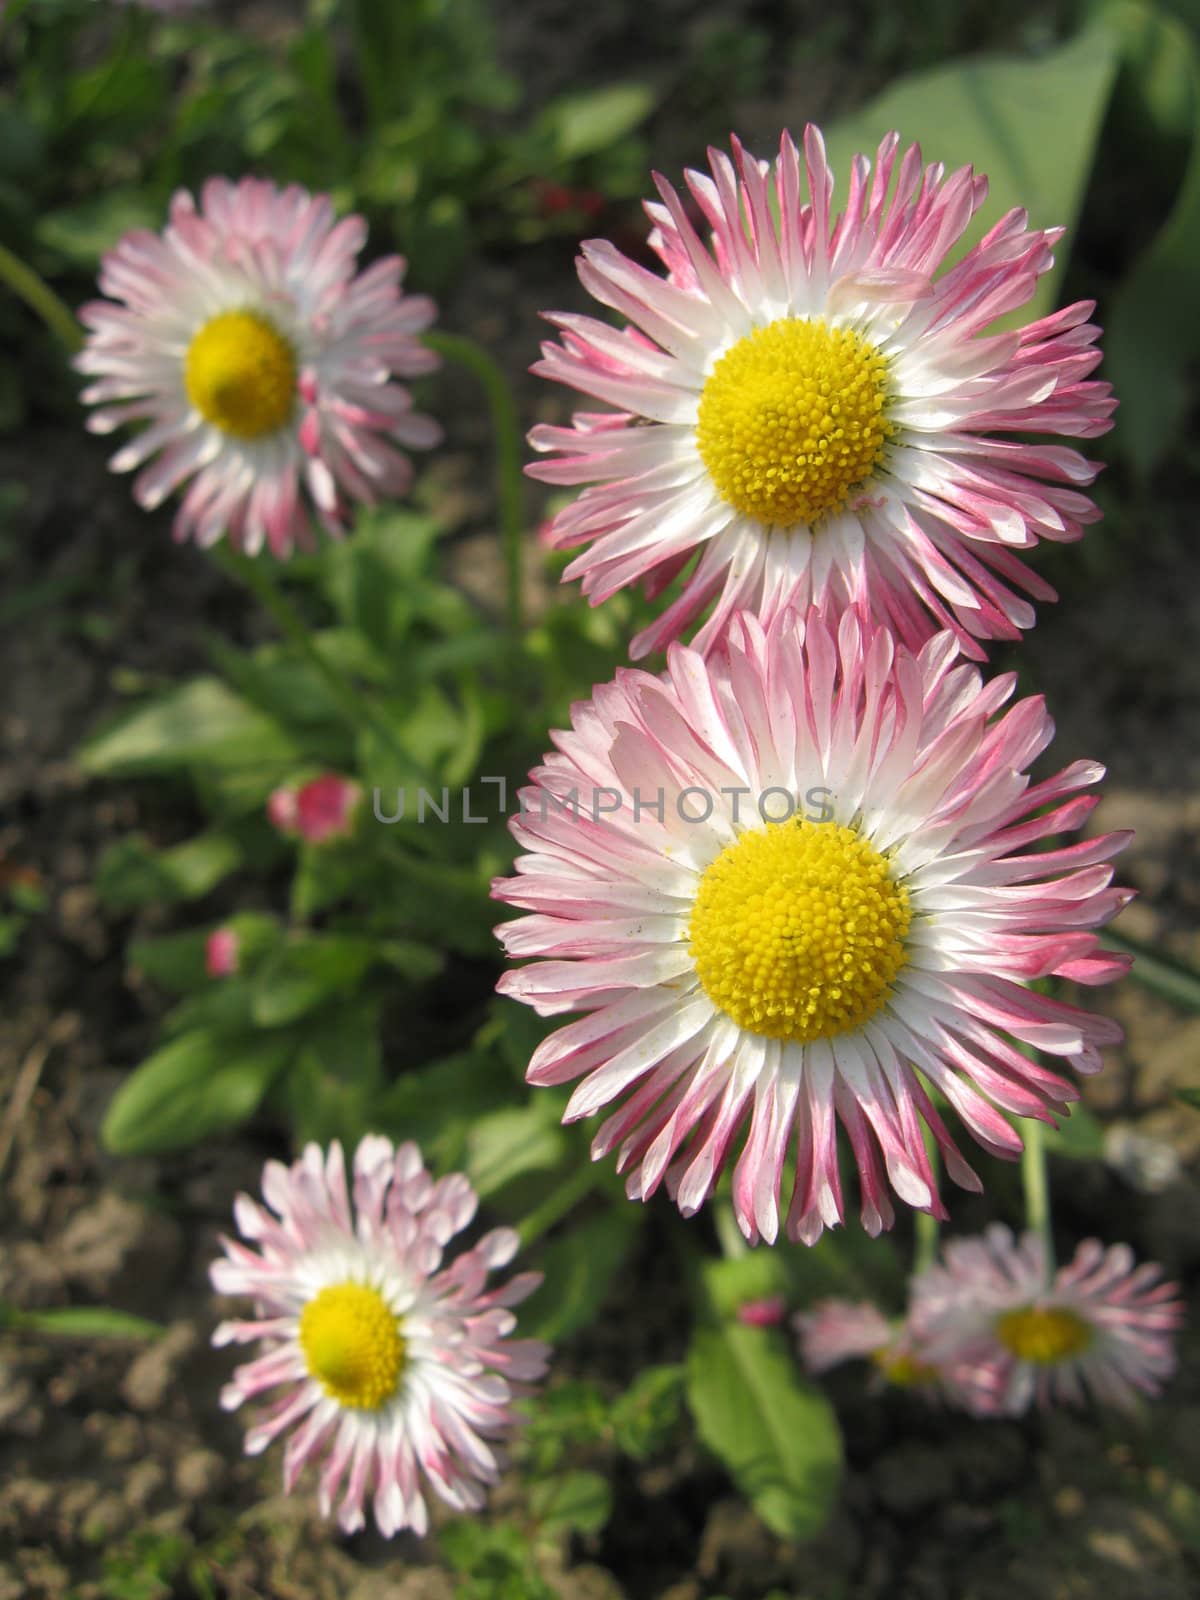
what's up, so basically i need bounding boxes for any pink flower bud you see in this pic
[206,926,240,978]
[295,774,360,844]
[736,1295,787,1328]
[267,786,300,834]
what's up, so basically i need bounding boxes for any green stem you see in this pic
[913,1208,939,1276]
[1021,1116,1054,1276]
[912,1120,940,1274]
[0,242,82,353]
[714,1200,749,1259]
[423,330,527,643]
[517,1160,600,1249]
[212,545,418,773]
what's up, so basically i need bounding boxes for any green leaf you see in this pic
[95,831,243,911]
[529,1470,613,1537]
[79,677,300,777]
[522,1207,641,1342]
[686,1323,842,1542]
[129,913,281,993]
[610,1364,686,1460]
[102,1030,292,1155]
[1177,1086,1200,1110]
[250,935,379,1027]
[823,24,1122,320]
[36,190,161,267]
[538,83,657,162]
[464,1104,568,1199]
[2,1306,163,1341]
[1103,929,1200,1010]
[1044,1101,1107,1159]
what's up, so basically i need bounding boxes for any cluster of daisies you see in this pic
[80,129,1183,1541]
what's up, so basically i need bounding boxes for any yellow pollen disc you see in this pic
[872,1348,936,1388]
[298,1282,405,1411]
[688,819,911,1043]
[185,309,296,440]
[695,316,893,527]
[994,1305,1093,1365]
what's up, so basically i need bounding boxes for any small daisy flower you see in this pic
[77,178,441,556]
[793,1297,987,1406]
[529,128,1113,660]
[211,1137,550,1537]
[492,606,1130,1245]
[910,1223,1185,1415]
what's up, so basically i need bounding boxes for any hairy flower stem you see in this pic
[1022,1116,1055,1277]
[423,330,527,646]
[0,243,82,353]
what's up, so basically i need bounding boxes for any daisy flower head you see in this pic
[492,605,1131,1246]
[529,128,1114,660]
[77,178,441,557]
[211,1137,550,1538]
[910,1223,1185,1415]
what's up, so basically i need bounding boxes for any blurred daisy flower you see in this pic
[77,178,441,556]
[211,1137,550,1537]
[492,606,1130,1245]
[530,127,1113,659]
[910,1223,1184,1414]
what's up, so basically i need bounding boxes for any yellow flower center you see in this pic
[872,1348,937,1388]
[298,1282,405,1411]
[184,309,297,439]
[695,316,893,527]
[995,1305,1094,1365]
[688,819,911,1042]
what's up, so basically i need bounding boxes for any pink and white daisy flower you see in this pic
[77,178,441,557]
[910,1223,1185,1415]
[211,1137,550,1538]
[492,605,1130,1245]
[529,127,1113,660]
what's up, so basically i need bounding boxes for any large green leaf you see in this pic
[686,1323,842,1542]
[79,677,300,777]
[824,24,1122,319]
[102,1030,292,1155]
[1101,1,1200,470]
[536,83,657,163]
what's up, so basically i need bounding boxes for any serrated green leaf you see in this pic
[686,1323,842,1542]
[102,1030,292,1155]
[1177,1086,1200,1109]
[610,1364,686,1460]
[529,1470,613,1537]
